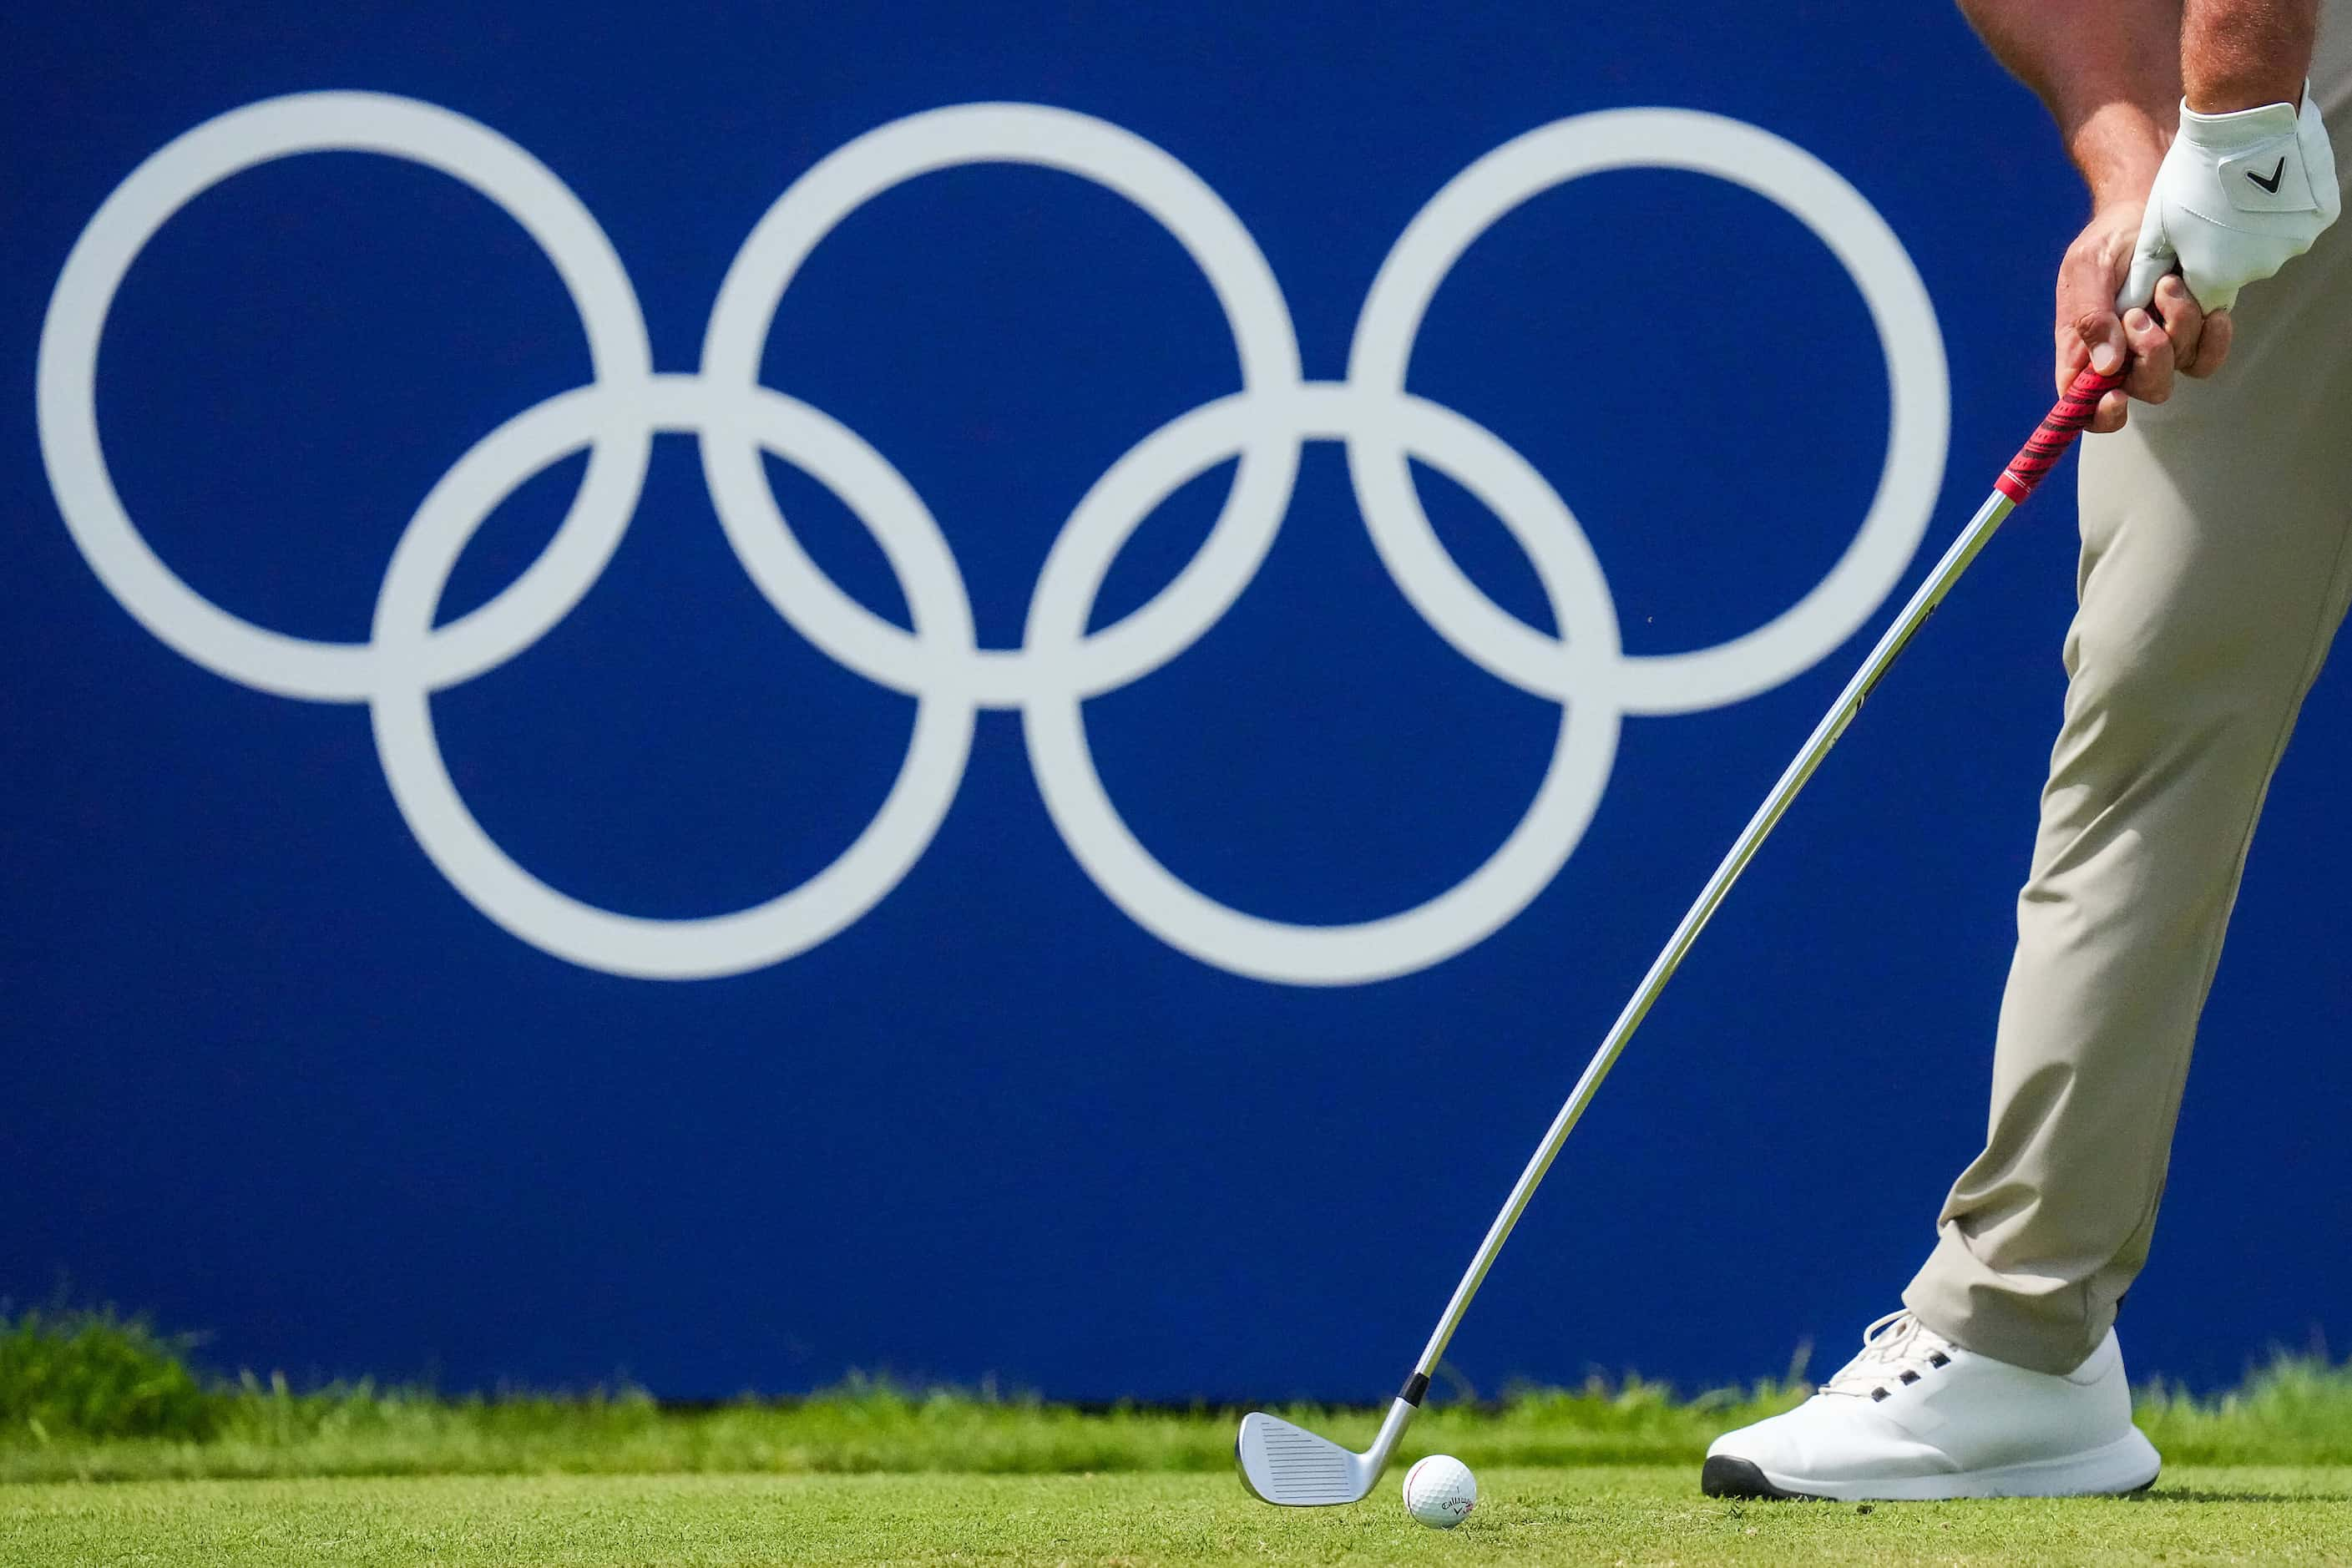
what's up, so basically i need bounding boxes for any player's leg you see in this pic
[1704,290,2352,1502]
[1706,34,2352,1502]
[1904,328,2352,1373]
[1904,43,2352,1368]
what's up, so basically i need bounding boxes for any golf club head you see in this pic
[1235,1397,1419,1506]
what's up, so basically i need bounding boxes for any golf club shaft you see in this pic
[1406,365,2126,1386]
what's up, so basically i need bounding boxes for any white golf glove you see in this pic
[2118,85,2340,312]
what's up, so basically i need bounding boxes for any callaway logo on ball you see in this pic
[1402,1455,1478,1529]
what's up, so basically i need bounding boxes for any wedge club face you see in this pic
[1235,1397,1419,1506]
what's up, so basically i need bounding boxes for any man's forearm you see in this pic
[1957,0,2182,202]
[2183,0,2317,111]
[1959,0,2321,202]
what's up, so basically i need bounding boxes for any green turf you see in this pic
[16,1313,2352,1562]
[0,1381,1808,1485]
[8,1467,2352,1566]
[11,1309,2352,1484]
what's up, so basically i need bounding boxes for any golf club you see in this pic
[1236,362,2130,1507]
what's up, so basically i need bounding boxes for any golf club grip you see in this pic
[1995,366,2127,503]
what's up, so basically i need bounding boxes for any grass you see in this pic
[9,1468,2352,1565]
[11,1308,2352,1484]
[0,1368,1814,1485]
[0,1307,215,1441]
[13,1312,2352,1562]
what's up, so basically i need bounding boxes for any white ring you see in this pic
[699,103,1304,706]
[369,376,976,980]
[36,91,655,701]
[1023,385,1621,985]
[1348,108,1948,714]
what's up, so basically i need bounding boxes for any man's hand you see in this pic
[1960,0,2328,434]
[2057,200,2230,433]
[2119,91,2340,316]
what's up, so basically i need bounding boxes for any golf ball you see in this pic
[1401,1454,1477,1528]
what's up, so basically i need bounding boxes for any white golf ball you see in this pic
[1401,1454,1477,1528]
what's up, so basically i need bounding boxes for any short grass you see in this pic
[15,1310,2352,1563]
[10,1467,2352,1566]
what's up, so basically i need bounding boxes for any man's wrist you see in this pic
[2186,77,2305,114]
[2065,99,2172,205]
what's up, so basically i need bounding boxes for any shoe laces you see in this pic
[1819,1310,1956,1402]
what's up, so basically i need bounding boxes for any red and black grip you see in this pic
[1995,365,2129,503]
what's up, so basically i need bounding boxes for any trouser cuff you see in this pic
[1904,1223,2109,1376]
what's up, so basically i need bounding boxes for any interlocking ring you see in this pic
[38,91,1947,984]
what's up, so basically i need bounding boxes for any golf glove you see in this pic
[2118,85,2340,312]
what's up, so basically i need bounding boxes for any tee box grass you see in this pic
[10,1310,2352,1563]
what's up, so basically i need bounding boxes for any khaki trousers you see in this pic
[1904,27,2352,1375]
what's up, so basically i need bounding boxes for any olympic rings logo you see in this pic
[38,93,1946,985]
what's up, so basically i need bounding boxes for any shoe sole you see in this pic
[1701,1430,2162,1502]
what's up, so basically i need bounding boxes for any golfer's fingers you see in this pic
[2056,250,2127,390]
[2065,307,2134,433]
[2058,306,2126,385]
[2148,275,2209,376]
[2056,306,2087,390]
[2065,322,2132,432]
[2121,306,2175,405]
[2186,305,2235,378]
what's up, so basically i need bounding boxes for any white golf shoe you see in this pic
[1702,1310,2162,1500]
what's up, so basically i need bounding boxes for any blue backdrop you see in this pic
[4,1,2347,1402]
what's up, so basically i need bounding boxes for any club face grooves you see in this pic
[1234,1413,1370,1505]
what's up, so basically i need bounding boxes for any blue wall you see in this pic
[5,2,2347,1402]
